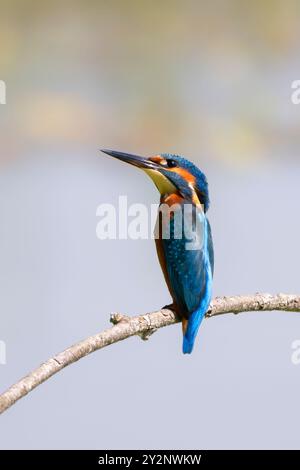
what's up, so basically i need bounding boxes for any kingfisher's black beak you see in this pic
[101,149,160,171]
[101,149,179,196]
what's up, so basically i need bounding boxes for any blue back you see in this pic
[160,201,214,353]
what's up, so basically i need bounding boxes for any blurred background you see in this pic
[0,0,300,449]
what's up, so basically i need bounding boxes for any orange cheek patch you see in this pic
[171,168,196,185]
[149,155,165,164]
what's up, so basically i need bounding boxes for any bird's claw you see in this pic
[162,303,175,311]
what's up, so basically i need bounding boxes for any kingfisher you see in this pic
[101,150,214,354]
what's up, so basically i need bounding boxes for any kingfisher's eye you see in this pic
[167,159,177,168]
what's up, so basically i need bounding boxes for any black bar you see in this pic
[0,449,299,467]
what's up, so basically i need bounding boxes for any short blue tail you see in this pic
[182,307,207,354]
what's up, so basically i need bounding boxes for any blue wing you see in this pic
[158,202,213,353]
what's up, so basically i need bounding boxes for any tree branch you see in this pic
[1,293,300,415]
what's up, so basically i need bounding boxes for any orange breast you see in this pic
[154,192,184,310]
[163,192,183,207]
